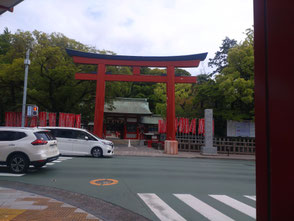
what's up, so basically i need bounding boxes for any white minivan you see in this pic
[40,127,114,157]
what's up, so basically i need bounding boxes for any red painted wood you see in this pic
[105,74,167,83]
[267,1,294,219]
[133,67,140,75]
[72,56,200,68]
[166,66,176,140]
[93,64,106,137]
[254,0,269,219]
[76,73,196,83]
[76,73,96,81]
[254,0,294,219]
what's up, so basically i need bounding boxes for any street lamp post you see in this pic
[21,49,30,127]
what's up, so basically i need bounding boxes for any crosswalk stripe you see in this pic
[46,163,54,165]
[138,193,186,221]
[174,194,234,221]
[210,195,256,219]
[52,160,61,163]
[244,195,256,201]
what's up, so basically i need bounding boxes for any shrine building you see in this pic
[103,97,162,140]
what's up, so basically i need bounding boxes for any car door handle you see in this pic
[9,144,15,147]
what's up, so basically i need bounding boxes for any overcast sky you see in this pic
[0,0,253,75]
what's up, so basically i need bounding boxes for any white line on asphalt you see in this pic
[0,173,24,177]
[59,157,73,160]
[210,195,256,219]
[46,163,54,165]
[138,193,186,221]
[244,195,256,201]
[52,160,61,163]
[174,194,234,221]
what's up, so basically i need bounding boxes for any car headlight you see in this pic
[102,141,113,146]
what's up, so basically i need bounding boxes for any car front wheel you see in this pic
[91,147,103,158]
[8,154,29,173]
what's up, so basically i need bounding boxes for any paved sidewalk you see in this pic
[0,181,150,221]
[114,144,255,161]
[0,187,100,221]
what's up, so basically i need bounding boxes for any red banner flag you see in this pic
[198,118,205,135]
[38,112,47,126]
[64,113,75,127]
[175,118,178,132]
[162,120,166,133]
[5,112,12,126]
[189,119,194,133]
[15,112,22,126]
[75,114,81,128]
[158,120,162,133]
[179,118,184,133]
[192,119,197,134]
[49,113,56,126]
[59,113,66,127]
[30,116,38,127]
[25,116,29,127]
[183,118,188,134]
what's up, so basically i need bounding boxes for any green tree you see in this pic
[208,37,237,76]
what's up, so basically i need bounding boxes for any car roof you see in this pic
[39,126,86,132]
[0,127,48,132]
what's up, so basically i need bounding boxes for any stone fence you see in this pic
[176,135,255,155]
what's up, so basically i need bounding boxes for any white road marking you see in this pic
[0,173,24,177]
[244,195,256,201]
[210,195,256,219]
[59,157,73,160]
[52,160,61,163]
[46,163,54,165]
[174,194,234,221]
[138,193,186,221]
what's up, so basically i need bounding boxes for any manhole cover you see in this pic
[90,179,118,186]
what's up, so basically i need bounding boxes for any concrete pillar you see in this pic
[164,140,178,155]
[201,109,217,155]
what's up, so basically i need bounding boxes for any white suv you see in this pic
[0,127,60,173]
[40,127,114,157]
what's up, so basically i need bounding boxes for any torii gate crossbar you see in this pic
[66,49,207,154]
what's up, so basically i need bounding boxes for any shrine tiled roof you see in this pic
[104,98,152,115]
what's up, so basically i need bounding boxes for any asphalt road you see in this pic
[0,156,255,221]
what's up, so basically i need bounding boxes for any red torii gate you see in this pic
[66,49,207,154]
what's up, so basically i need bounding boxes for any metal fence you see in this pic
[176,135,255,155]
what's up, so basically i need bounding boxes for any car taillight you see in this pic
[31,139,48,145]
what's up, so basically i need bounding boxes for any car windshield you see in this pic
[85,130,100,140]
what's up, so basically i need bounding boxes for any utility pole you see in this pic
[21,49,30,127]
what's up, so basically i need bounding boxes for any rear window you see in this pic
[34,131,56,141]
[0,131,27,141]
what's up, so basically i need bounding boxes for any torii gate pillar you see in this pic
[94,64,106,137]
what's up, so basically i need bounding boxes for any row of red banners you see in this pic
[158,118,212,135]
[5,112,81,128]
